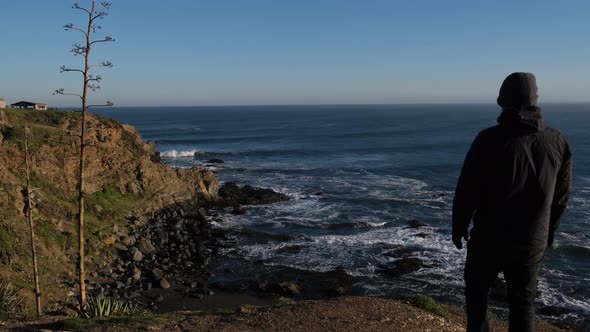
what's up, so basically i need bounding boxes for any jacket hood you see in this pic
[497,106,545,132]
[497,72,539,108]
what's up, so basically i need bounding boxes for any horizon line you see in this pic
[58,101,590,109]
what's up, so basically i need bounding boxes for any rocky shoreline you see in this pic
[71,182,292,312]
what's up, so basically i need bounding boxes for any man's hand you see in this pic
[452,228,469,250]
[547,232,555,248]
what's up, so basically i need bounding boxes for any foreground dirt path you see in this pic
[7,297,568,331]
[19,296,563,332]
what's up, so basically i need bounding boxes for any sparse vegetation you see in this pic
[0,279,24,319]
[239,304,261,314]
[80,296,147,318]
[275,297,297,306]
[400,294,451,318]
[55,0,116,309]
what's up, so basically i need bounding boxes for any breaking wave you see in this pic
[160,149,202,158]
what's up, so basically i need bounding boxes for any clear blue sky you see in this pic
[1,0,589,107]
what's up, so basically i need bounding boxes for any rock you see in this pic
[490,278,508,302]
[127,292,141,299]
[132,266,141,281]
[121,236,132,247]
[538,305,571,317]
[158,231,169,244]
[139,238,156,255]
[115,281,126,289]
[279,282,301,297]
[219,182,289,206]
[160,278,171,289]
[151,268,164,281]
[207,159,224,164]
[276,245,303,254]
[377,257,423,276]
[132,250,143,262]
[407,219,427,228]
[231,205,247,215]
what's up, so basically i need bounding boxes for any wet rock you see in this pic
[231,205,247,215]
[538,305,571,317]
[407,219,427,228]
[219,182,289,206]
[377,257,423,276]
[276,245,303,254]
[207,159,224,164]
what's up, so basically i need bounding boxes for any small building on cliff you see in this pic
[0,98,6,109]
[10,101,47,110]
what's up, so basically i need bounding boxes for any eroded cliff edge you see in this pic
[0,109,218,304]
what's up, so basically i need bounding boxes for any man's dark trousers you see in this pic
[464,242,540,332]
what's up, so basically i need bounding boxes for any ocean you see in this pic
[95,104,589,324]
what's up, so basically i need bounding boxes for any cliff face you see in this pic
[0,109,217,291]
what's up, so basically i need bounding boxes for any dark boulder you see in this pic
[207,159,224,164]
[407,219,427,228]
[377,257,423,276]
[231,205,247,215]
[219,182,289,206]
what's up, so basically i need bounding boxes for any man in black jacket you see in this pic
[452,72,572,332]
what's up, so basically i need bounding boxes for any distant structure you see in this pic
[10,101,48,111]
[0,98,6,109]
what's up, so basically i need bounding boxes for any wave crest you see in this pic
[160,149,201,158]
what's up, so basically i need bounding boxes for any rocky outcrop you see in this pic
[218,182,289,206]
[0,109,218,302]
[0,110,218,221]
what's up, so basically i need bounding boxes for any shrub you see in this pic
[80,296,146,318]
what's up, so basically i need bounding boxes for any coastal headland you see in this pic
[0,109,570,331]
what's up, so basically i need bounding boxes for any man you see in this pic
[452,72,572,332]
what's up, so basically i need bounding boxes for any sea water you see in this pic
[96,104,589,323]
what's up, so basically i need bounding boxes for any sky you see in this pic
[1,0,589,107]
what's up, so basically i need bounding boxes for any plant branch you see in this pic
[87,101,114,108]
[60,66,84,74]
[53,89,83,100]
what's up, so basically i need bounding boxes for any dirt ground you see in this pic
[8,296,569,332]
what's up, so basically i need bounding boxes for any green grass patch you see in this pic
[2,108,71,127]
[36,220,69,248]
[274,297,296,306]
[88,186,140,222]
[400,294,451,318]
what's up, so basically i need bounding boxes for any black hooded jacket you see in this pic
[452,73,572,263]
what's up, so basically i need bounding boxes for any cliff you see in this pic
[0,108,218,301]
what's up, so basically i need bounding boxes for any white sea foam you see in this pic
[160,149,201,158]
